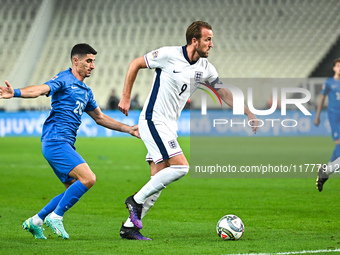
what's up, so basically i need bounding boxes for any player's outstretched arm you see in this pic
[0,80,50,99]
[217,87,259,134]
[314,94,325,126]
[0,81,15,99]
[87,107,140,138]
[244,108,259,134]
[118,56,147,116]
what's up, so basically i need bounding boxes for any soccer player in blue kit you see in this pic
[118,21,258,240]
[314,58,340,191]
[0,43,139,239]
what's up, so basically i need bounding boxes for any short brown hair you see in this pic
[333,58,340,67]
[186,21,212,45]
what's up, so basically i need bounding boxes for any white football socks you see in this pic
[50,211,63,220]
[123,165,189,228]
[326,157,340,175]
[32,214,44,226]
[141,191,162,219]
[133,165,189,204]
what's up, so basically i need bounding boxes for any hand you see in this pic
[314,117,320,126]
[0,81,15,99]
[247,112,259,134]
[129,124,140,139]
[118,97,131,116]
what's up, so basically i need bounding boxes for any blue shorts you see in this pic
[42,141,86,183]
[328,112,340,140]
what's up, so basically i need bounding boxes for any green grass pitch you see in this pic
[0,136,339,255]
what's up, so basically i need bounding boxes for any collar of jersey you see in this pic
[67,68,89,89]
[331,77,340,82]
[182,45,198,65]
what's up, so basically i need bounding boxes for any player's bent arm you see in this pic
[217,88,233,108]
[314,94,326,126]
[122,56,147,99]
[87,107,140,138]
[217,87,258,134]
[119,56,147,116]
[217,88,254,116]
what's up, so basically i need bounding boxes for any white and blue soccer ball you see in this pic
[216,214,244,240]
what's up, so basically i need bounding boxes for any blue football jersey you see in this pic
[322,77,340,113]
[41,68,98,144]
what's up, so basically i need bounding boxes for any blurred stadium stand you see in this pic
[310,35,340,78]
[0,0,41,79]
[1,0,340,111]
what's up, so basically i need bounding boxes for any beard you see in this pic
[197,50,209,58]
[196,45,209,58]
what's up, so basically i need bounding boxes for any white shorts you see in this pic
[139,119,183,164]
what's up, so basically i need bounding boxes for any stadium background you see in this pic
[1,0,340,136]
[0,0,340,110]
[1,1,340,254]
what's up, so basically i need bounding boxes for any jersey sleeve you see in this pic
[44,76,63,96]
[144,47,171,69]
[322,79,331,95]
[84,89,98,112]
[205,63,220,87]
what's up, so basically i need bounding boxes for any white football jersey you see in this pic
[140,46,219,132]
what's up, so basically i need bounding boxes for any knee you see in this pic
[181,165,189,176]
[171,165,189,179]
[82,173,96,189]
[89,174,96,187]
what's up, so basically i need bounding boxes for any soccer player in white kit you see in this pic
[118,21,258,240]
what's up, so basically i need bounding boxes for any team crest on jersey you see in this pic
[151,51,159,59]
[168,140,177,149]
[195,71,203,83]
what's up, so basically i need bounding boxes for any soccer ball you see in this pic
[216,214,244,240]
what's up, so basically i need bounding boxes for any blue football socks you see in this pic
[37,192,65,220]
[53,180,89,217]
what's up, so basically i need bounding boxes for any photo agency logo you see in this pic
[195,79,312,129]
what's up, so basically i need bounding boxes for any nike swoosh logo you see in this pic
[173,70,181,73]
[71,86,77,89]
